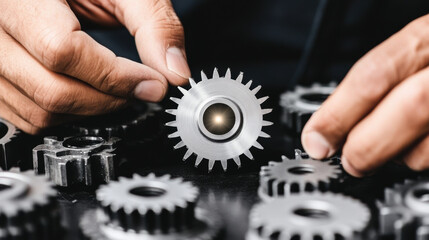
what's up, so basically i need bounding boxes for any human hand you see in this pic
[0,0,190,134]
[302,15,429,176]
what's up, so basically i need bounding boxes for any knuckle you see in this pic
[39,32,77,72]
[25,108,54,129]
[34,85,75,113]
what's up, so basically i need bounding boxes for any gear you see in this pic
[258,149,342,201]
[73,103,162,140]
[166,68,273,171]
[247,193,371,240]
[377,179,429,240]
[81,173,222,240]
[32,136,120,187]
[280,82,336,133]
[0,168,61,239]
[0,118,20,170]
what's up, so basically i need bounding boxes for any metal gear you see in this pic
[247,193,371,240]
[166,68,273,171]
[280,82,336,133]
[81,173,222,240]
[73,102,162,140]
[32,135,120,187]
[377,179,429,240]
[0,168,61,239]
[258,149,342,201]
[0,118,20,170]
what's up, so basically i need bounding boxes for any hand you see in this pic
[0,0,190,134]
[302,14,429,177]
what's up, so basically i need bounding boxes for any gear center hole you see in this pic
[301,93,330,105]
[288,166,315,175]
[63,136,104,149]
[0,122,8,139]
[130,186,167,198]
[293,208,331,219]
[203,103,236,135]
[413,189,429,202]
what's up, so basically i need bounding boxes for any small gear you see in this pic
[0,168,61,239]
[166,68,273,171]
[81,173,222,240]
[247,193,371,240]
[258,149,342,201]
[378,179,429,240]
[73,102,162,140]
[280,82,336,133]
[0,118,20,170]
[32,135,120,187]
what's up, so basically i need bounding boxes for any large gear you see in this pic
[258,149,342,201]
[247,193,371,240]
[378,179,429,240]
[166,68,273,171]
[0,118,20,170]
[73,102,162,140]
[32,135,120,187]
[0,168,61,239]
[81,173,222,240]
[280,82,336,133]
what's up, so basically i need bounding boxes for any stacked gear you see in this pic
[0,118,20,170]
[166,68,273,172]
[280,83,336,133]
[32,136,120,187]
[81,173,222,240]
[258,149,342,201]
[378,179,429,240]
[0,168,61,239]
[247,193,372,240]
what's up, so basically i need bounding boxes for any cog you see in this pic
[259,149,342,201]
[82,173,222,240]
[32,136,120,187]
[0,168,61,239]
[166,68,273,171]
[280,82,336,133]
[378,179,429,240]
[0,118,20,170]
[247,193,371,240]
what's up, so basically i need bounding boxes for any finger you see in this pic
[404,135,429,171]
[0,103,41,135]
[0,0,167,101]
[302,15,429,159]
[68,0,120,26]
[0,76,77,130]
[0,28,128,115]
[112,0,190,85]
[341,67,429,177]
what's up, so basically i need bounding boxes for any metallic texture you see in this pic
[280,82,336,133]
[73,103,162,139]
[0,168,60,239]
[166,68,273,171]
[258,149,341,201]
[33,136,119,187]
[82,174,221,240]
[378,179,429,240]
[0,118,20,170]
[247,193,371,240]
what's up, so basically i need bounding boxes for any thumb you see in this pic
[112,0,190,86]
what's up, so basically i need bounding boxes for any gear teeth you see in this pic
[170,97,181,104]
[178,86,188,95]
[189,77,196,87]
[225,68,231,79]
[167,68,271,172]
[0,118,21,170]
[233,156,241,168]
[183,149,193,160]
[259,149,342,200]
[212,68,219,79]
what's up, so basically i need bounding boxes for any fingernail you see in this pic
[166,47,191,79]
[341,156,365,177]
[134,80,165,102]
[302,131,335,159]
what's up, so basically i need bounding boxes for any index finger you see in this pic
[301,15,429,159]
[0,0,167,101]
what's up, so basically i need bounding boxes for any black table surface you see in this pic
[49,91,417,240]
